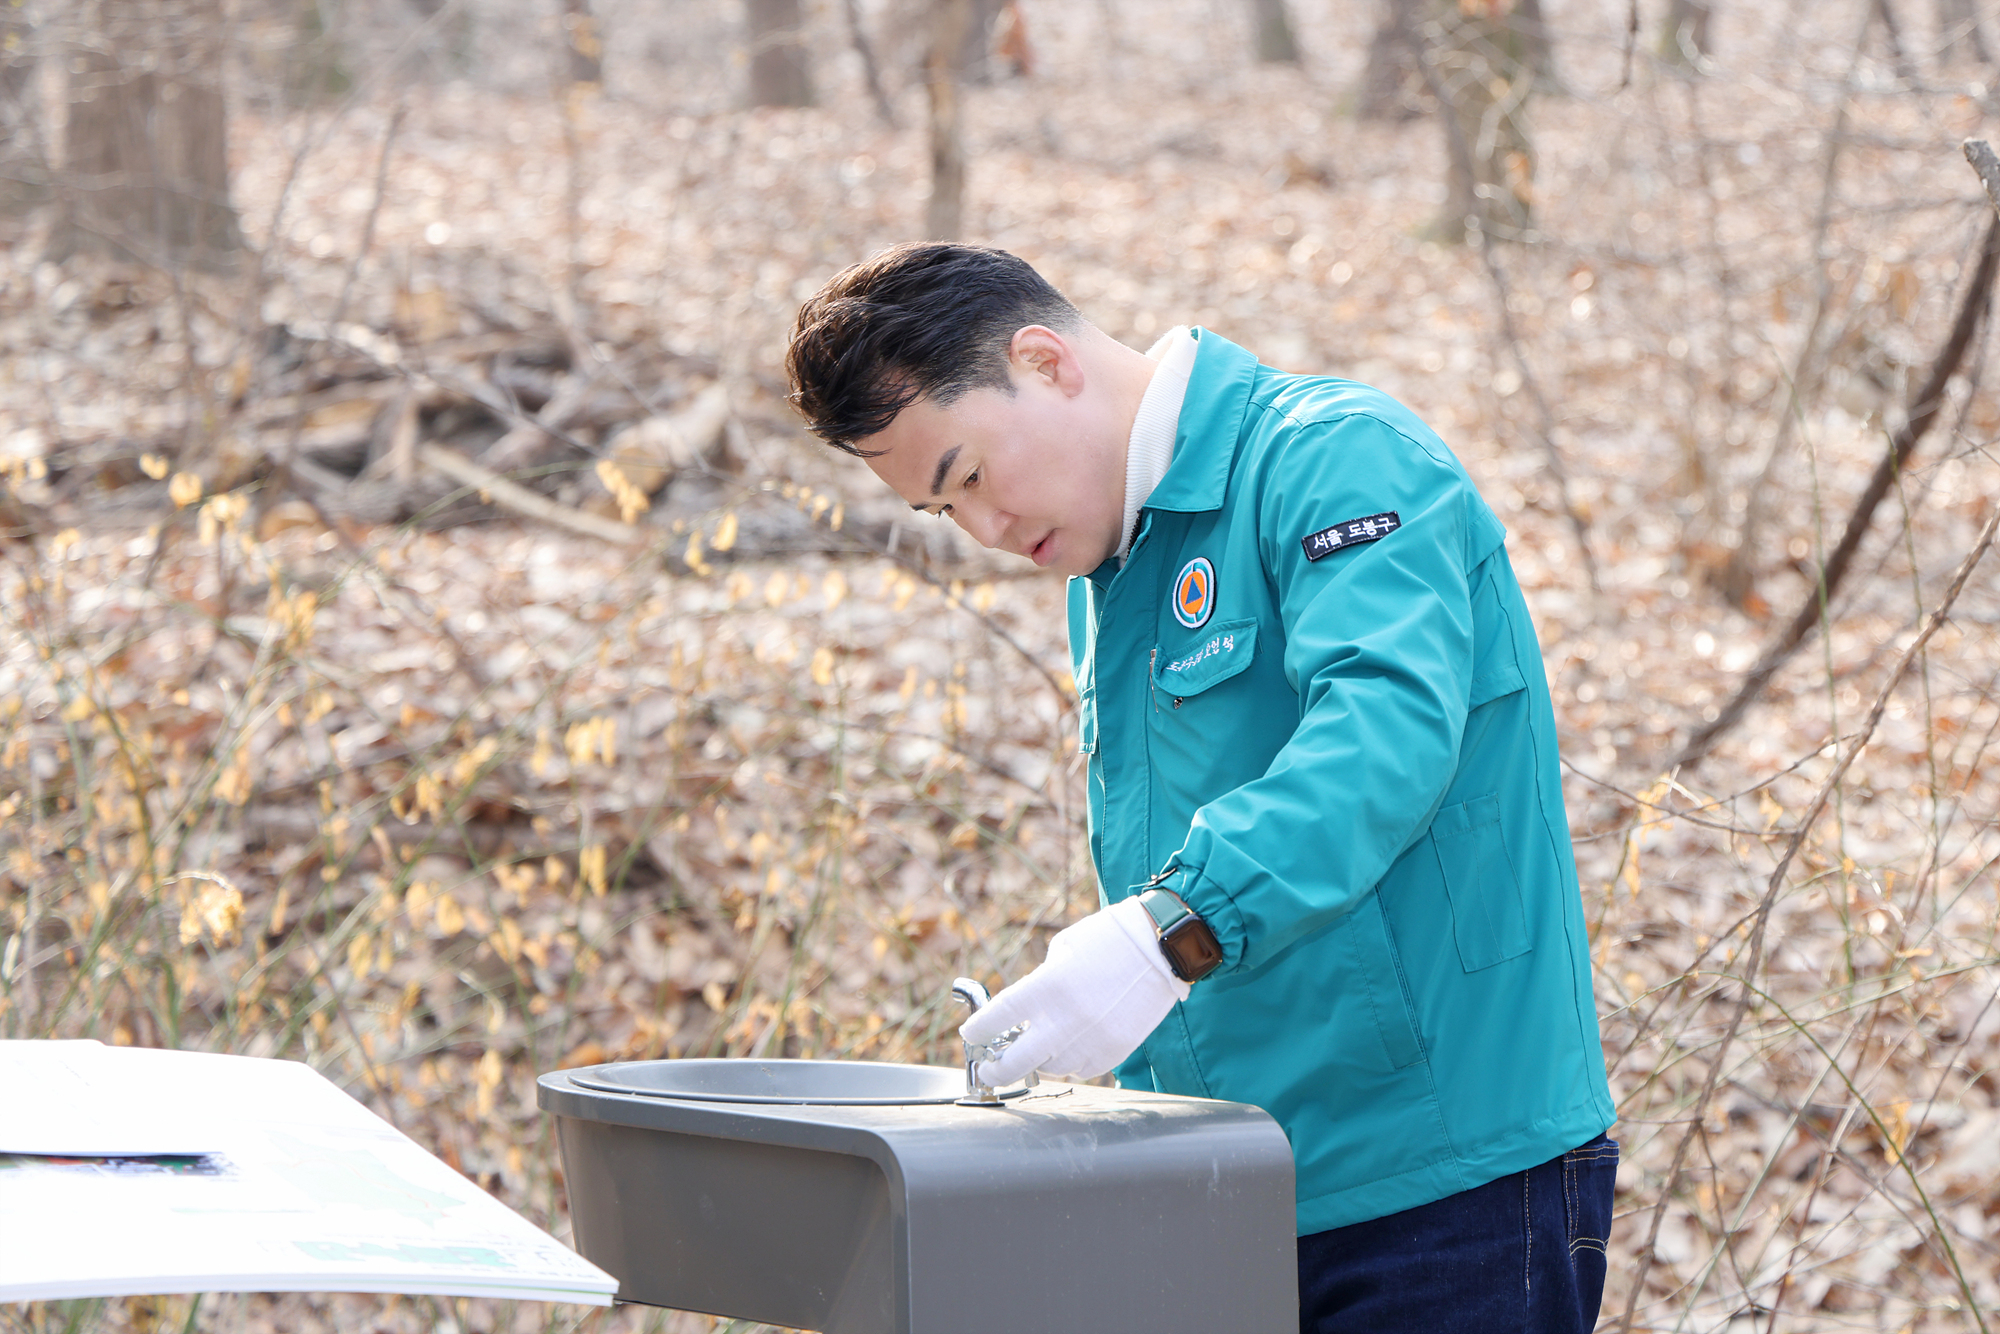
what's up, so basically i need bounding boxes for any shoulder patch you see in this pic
[1301,511,1401,562]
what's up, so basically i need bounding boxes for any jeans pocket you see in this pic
[1562,1135,1618,1320]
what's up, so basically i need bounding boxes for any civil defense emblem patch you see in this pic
[1172,557,1216,629]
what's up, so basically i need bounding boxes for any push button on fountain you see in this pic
[951,977,1036,1106]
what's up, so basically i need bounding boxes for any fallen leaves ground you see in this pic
[4,0,2000,1331]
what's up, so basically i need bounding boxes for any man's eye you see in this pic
[963,469,980,489]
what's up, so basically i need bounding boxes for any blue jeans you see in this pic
[1297,1134,1618,1333]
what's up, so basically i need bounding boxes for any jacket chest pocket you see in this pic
[1152,618,1259,709]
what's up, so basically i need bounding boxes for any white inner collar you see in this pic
[1116,326,1197,563]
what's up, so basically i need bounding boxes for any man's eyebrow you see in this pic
[927,445,961,500]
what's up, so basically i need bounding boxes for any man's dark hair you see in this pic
[787,243,1081,456]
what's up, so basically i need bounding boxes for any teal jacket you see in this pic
[1069,331,1613,1236]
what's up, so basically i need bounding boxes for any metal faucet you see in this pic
[950,977,1036,1106]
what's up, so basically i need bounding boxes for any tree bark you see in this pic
[1356,0,1426,121]
[746,0,812,108]
[1422,0,1535,243]
[926,0,971,240]
[1252,0,1302,63]
[1,6,47,214]
[1658,0,1714,66]
[57,0,242,269]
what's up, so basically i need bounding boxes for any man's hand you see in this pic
[958,897,1191,1085]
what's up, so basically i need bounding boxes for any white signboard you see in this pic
[0,1041,616,1305]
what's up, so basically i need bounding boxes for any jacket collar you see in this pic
[1141,327,1256,515]
[1082,329,1257,588]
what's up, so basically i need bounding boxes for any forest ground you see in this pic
[4,0,2000,1330]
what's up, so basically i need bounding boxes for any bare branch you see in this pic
[842,0,899,128]
[1964,137,2000,211]
[418,442,644,546]
[1672,208,2000,770]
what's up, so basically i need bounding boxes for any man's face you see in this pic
[860,340,1127,578]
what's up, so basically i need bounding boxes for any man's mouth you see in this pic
[1029,532,1055,566]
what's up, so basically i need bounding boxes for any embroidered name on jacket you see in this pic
[1165,631,1240,676]
[1300,511,1401,561]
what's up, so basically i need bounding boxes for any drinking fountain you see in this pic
[538,979,1296,1333]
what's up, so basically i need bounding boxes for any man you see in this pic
[787,242,1617,1333]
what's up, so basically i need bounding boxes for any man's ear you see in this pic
[1007,325,1085,397]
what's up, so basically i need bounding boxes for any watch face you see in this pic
[1161,916,1224,983]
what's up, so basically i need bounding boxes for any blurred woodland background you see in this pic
[4,0,2000,1330]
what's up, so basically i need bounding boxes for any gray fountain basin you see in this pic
[568,1058,997,1105]
[540,1059,1295,1334]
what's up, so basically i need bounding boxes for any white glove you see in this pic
[958,897,1191,1086]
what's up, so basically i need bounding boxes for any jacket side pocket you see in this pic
[1340,892,1425,1070]
[1429,794,1531,972]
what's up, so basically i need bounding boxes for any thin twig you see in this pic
[1617,496,2000,1333]
[1470,235,1603,593]
[1724,12,1872,608]
[1408,27,1600,590]
[330,104,406,339]
[230,0,472,439]
[1615,0,1639,91]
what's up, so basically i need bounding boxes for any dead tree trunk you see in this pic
[1355,0,1425,120]
[1252,0,1302,63]
[1658,0,1715,66]
[926,0,971,240]
[1,6,47,214]
[1422,0,1535,243]
[746,0,812,108]
[58,0,242,269]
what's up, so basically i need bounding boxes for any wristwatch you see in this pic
[1136,887,1225,984]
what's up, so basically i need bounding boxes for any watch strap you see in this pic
[1137,886,1193,934]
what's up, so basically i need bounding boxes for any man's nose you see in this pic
[951,501,1012,551]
